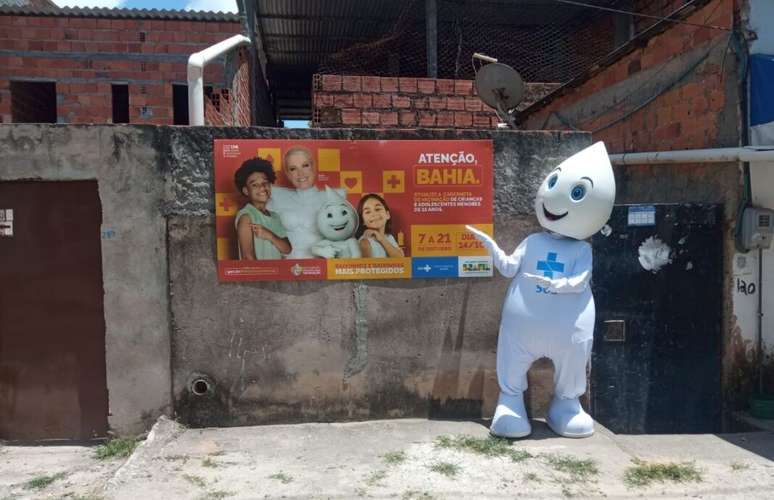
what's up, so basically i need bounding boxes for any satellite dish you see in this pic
[474,62,525,112]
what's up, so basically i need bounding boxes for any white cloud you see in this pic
[55,0,126,8]
[184,0,237,13]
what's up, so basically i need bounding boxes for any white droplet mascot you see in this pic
[311,186,362,259]
[467,142,615,438]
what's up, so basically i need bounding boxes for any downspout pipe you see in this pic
[187,34,251,126]
[609,146,774,165]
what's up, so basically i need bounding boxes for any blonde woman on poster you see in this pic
[267,146,347,259]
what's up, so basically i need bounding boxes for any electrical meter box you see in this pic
[742,207,774,250]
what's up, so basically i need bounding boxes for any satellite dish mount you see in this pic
[472,53,524,129]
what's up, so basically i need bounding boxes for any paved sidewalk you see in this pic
[2,417,774,499]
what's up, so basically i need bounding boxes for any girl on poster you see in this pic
[356,193,404,258]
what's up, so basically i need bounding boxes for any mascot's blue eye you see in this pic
[341,210,347,216]
[571,184,586,201]
[547,174,558,189]
[327,213,333,218]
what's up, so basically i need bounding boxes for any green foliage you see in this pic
[94,438,138,460]
[268,472,293,484]
[23,472,67,490]
[382,450,407,465]
[623,459,702,487]
[544,454,599,481]
[428,461,461,478]
[434,434,533,462]
[182,474,207,488]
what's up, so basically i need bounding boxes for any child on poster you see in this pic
[234,158,291,260]
[356,193,404,258]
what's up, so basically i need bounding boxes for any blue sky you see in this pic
[55,0,238,12]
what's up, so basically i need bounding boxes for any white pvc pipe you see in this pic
[187,34,251,126]
[609,146,774,165]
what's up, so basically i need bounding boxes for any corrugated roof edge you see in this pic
[0,6,241,21]
[514,0,714,124]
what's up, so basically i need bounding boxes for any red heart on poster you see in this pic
[344,177,358,188]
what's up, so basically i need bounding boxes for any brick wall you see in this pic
[0,13,247,125]
[312,74,560,129]
[521,0,736,153]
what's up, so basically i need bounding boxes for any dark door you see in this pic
[0,181,108,441]
[591,204,723,434]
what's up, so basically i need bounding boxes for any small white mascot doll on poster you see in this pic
[467,142,615,438]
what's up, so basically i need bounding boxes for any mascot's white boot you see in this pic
[547,397,594,438]
[468,142,615,439]
[491,392,531,438]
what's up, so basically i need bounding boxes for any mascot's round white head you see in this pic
[535,142,616,240]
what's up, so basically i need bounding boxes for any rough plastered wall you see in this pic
[0,124,171,434]
[163,127,590,427]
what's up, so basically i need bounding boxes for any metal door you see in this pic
[591,204,723,434]
[0,181,108,441]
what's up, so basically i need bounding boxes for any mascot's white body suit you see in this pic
[468,142,615,438]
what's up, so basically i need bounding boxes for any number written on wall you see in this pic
[736,278,757,295]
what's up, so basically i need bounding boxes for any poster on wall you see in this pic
[214,139,494,281]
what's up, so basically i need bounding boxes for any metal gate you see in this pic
[0,181,108,441]
[591,204,723,434]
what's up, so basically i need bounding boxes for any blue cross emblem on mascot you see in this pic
[467,142,615,438]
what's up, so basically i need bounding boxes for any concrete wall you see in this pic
[0,123,590,433]
[0,124,171,434]
[1,123,749,431]
[164,126,590,426]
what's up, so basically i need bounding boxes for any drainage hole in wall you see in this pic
[191,378,211,396]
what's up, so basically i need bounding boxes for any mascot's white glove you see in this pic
[466,225,526,278]
[312,242,339,259]
[522,270,591,294]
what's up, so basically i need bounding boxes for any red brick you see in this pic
[342,108,361,125]
[454,112,473,128]
[342,75,362,92]
[334,94,354,107]
[413,97,428,109]
[399,111,417,126]
[392,95,411,108]
[692,95,708,114]
[418,111,436,127]
[372,94,391,109]
[381,77,398,92]
[437,79,455,95]
[362,111,380,125]
[380,111,398,126]
[353,93,373,108]
[322,74,342,91]
[314,92,333,108]
[428,96,445,109]
[454,80,473,96]
[436,111,453,127]
[446,96,465,111]
[473,113,493,128]
[417,78,436,94]
[398,77,417,93]
[362,76,381,92]
[465,97,483,112]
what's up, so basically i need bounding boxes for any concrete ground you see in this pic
[1,417,774,500]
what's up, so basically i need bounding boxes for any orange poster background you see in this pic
[214,139,493,281]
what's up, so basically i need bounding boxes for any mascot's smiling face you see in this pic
[317,186,359,242]
[535,142,616,240]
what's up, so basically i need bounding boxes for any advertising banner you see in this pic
[214,139,493,281]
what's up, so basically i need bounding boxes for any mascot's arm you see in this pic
[524,243,592,294]
[466,225,526,278]
[311,241,339,259]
